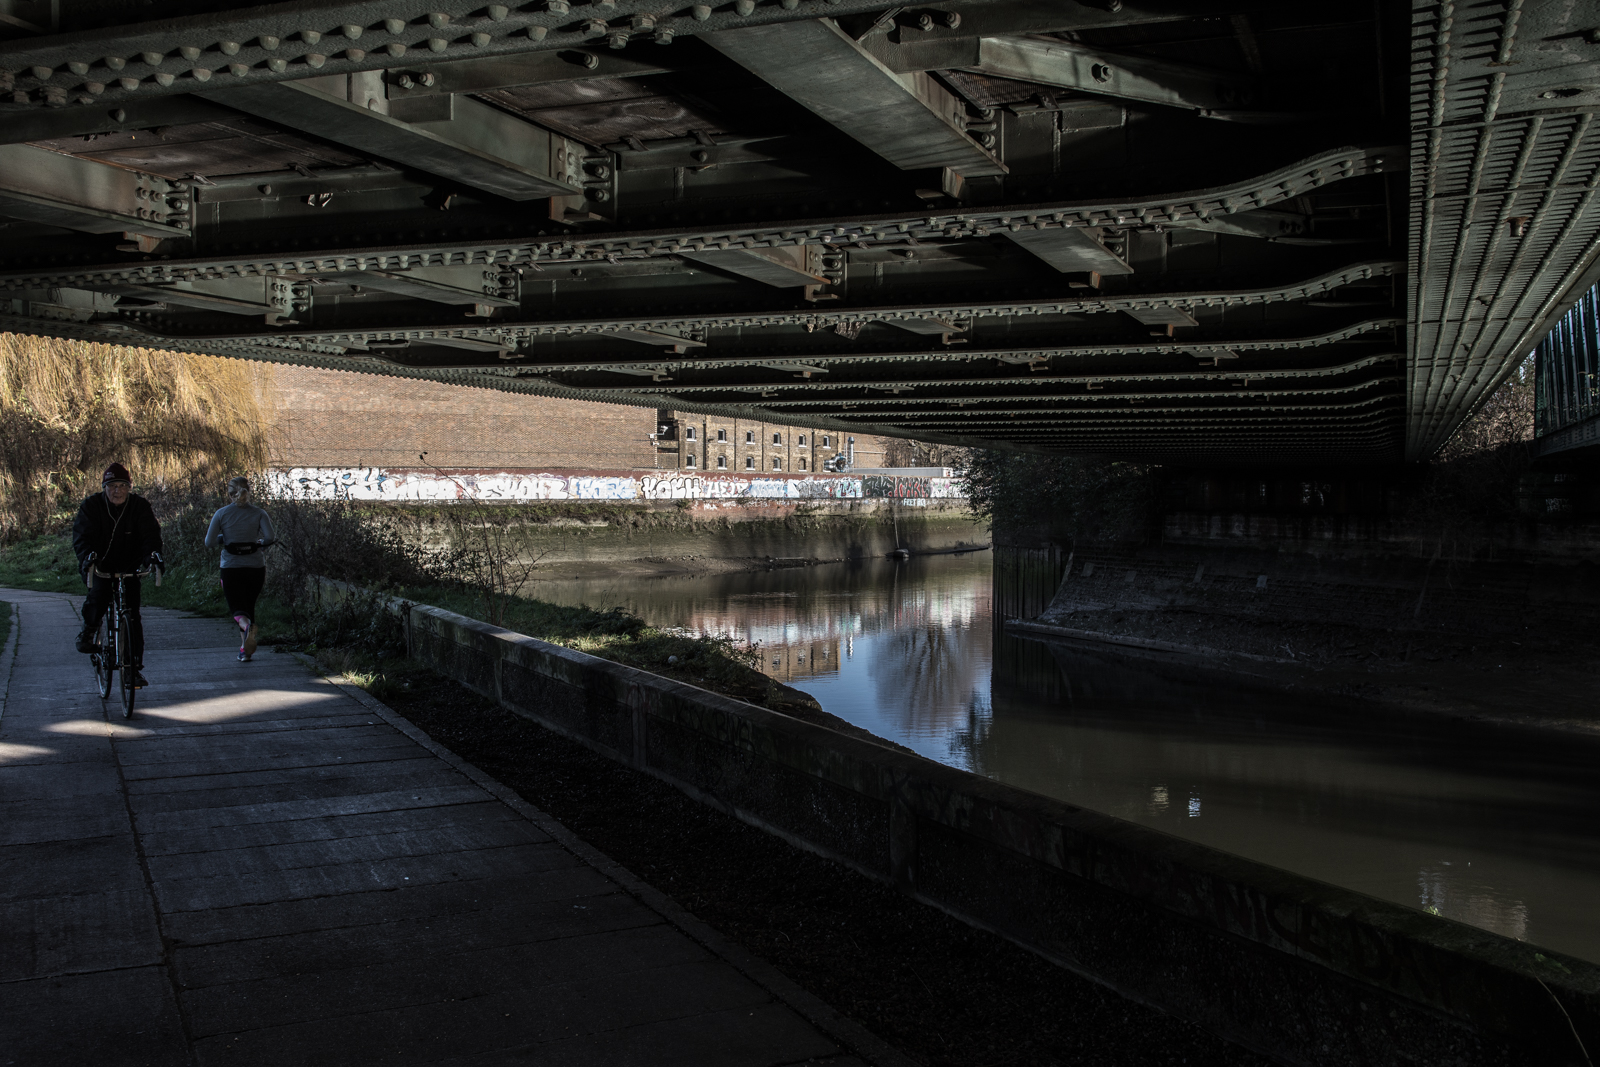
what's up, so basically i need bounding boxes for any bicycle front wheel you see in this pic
[118,610,135,719]
[93,613,112,699]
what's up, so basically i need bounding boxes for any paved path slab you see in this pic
[0,588,898,1067]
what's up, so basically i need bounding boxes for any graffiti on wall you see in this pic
[267,467,962,503]
[639,475,865,500]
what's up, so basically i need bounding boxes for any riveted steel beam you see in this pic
[199,79,586,201]
[0,147,1392,291]
[0,143,191,239]
[414,320,1400,376]
[544,355,1400,396]
[750,378,1402,407]
[1000,225,1132,275]
[341,265,519,306]
[27,264,1402,355]
[0,94,236,145]
[0,0,994,112]
[881,407,1404,426]
[854,1,1258,72]
[831,394,1401,420]
[678,245,828,287]
[383,48,670,99]
[958,36,1258,115]
[704,18,1006,179]
[193,164,417,205]
[126,276,308,320]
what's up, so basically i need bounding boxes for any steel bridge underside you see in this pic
[2,0,1598,464]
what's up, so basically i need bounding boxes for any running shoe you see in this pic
[237,648,249,662]
[243,623,258,659]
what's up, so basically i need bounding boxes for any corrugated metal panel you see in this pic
[1407,0,1600,459]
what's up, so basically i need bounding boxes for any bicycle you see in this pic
[87,555,161,719]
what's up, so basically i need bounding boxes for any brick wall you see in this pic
[269,363,892,472]
[271,364,654,469]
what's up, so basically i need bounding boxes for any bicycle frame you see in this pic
[88,563,157,718]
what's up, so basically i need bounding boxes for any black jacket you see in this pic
[72,491,163,576]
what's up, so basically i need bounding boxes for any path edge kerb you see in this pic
[309,661,922,1067]
[0,598,21,726]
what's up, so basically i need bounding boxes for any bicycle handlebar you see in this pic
[90,559,162,587]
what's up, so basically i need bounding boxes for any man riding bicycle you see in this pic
[73,463,164,688]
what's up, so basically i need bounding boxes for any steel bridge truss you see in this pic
[2,0,1596,463]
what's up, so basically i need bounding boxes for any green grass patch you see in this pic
[0,533,85,594]
[393,581,761,688]
[310,580,819,719]
[0,531,294,631]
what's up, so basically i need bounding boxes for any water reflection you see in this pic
[529,554,1600,962]
[530,554,993,762]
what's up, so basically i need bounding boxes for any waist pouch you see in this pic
[224,542,259,555]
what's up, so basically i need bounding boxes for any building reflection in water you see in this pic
[529,553,995,763]
[529,551,1600,965]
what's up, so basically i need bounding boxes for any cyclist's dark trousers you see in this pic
[83,573,143,663]
[220,568,266,623]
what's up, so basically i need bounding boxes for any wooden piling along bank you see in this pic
[396,596,1599,1067]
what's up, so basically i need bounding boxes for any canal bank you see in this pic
[1012,523,1600,730]
[371,565,1600,1067]
[391,499,987,581]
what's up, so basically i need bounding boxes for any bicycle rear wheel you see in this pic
[118,610,135,719]
[92,613,112,699]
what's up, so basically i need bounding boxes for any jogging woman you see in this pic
[204,476,276,661]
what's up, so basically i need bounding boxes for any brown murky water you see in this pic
[532,552,1600,964]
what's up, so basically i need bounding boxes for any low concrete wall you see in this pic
[400,599,1599,1067]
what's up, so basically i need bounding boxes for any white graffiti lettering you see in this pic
[265,468,962,503]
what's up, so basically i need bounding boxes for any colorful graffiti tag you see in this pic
[266,468,962,503]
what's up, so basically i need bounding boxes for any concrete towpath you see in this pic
[0,588,904,1067]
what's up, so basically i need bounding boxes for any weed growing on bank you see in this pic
[0,333,272,543]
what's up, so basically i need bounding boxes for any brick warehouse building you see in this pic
[269,364,891,472]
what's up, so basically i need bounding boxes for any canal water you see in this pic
[530,551,1600,965]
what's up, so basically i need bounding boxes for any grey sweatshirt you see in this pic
[204,503,276,569]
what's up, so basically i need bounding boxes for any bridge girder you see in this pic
[0,0,1591,464]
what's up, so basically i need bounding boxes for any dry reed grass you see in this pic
[0,332,274,541]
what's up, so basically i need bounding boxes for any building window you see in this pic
[799,458,807,471]
[798,434,807,446]
[745,455,754,470]
[717,455,727,469]
[685,427,696,441]
[772,432,782,444]
[772,457,782,471]
[822,435,830,448]
[716,428,727,442]
[685,453,696,468]
[745,430,755,444]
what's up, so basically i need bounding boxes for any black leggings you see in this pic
[220,568,266,623]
